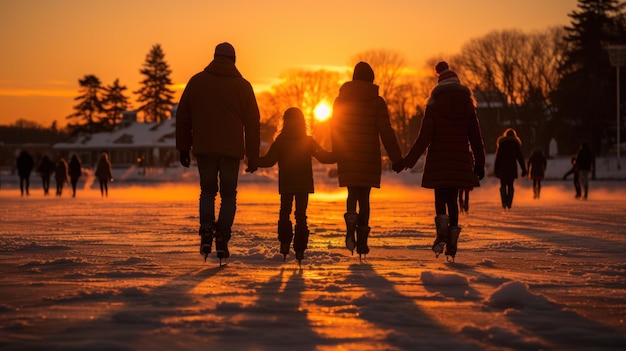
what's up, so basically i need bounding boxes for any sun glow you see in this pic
[313,101,332,122]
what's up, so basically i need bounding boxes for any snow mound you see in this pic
[420,271,469,285]
[484,281,554,309]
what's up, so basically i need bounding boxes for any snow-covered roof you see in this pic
[53,119,176,150]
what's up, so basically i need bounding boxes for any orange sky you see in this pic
[0,0,578,128]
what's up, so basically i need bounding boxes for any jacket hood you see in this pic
[337,80,379,102]
[204,56,242,78]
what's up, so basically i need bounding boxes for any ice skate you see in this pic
[445,226,461,262]
[293,224,309,267]
[344,212,358,255]
[215,230,231,267]
[432,215,449,258]
[356,226,370,261]
[278,220,293,261]
[199,228,214,263]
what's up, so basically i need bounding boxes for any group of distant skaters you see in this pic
[14,151,114,198]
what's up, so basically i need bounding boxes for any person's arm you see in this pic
[404,106,435,168]
[311,139,336,164]
[257,141,279,168]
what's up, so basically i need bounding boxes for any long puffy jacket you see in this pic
[330,80,402,188]
[258,135,335,194]
[494,135,526,181]
[404,83,485,189]
[176,57,260,163]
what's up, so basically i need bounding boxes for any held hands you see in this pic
[245,158,258,173]
[473,164,485,180]
[179,150,191,168]
[392,158,408,173]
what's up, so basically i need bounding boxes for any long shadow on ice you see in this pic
[210,267,324,350]
[347,263,479,350]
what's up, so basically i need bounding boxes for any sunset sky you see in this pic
[0,0,578,128]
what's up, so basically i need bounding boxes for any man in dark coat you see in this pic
[494,128,527,210]
[16,150,34,196]
[176,42,261,263]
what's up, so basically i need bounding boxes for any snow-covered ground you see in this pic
[1,156,625,350]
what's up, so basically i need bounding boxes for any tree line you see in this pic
[13,0,626,157]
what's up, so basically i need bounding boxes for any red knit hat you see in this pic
[435,61,460,84]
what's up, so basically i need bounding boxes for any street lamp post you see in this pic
[608,44,626,170]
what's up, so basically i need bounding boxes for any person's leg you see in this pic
[25,176,30,195]
[71,178,77,197]
[444,188,459,227]
[293,193,310,260]
[103,180,108,196]
[507,180,515,208]
[433,188,450,256]
[196,155,219,233]
[278,193,294,257]
[19,176,25,196]
[499,179,507,209]
[579,170,589,199]
[215,156,240,235]
[355,187,371,227]
[344,187,359,253]
[99,179,104,196]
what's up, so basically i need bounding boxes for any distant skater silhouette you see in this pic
[95,152,113,197]
[37,155,55,196]
[176,42,261,264]
[494,128,526,210]
[16,150,34,196]
[574,141,594,200]
[258,107,335,264]
[458,188,471,214]
[527,148,547,199]
[68,154,82,198]
[330,61,403,259]
[562,156,581,198]
[54,157,68,196]
[398,61,485,262]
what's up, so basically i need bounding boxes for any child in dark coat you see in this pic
[258,107,335,263]
[527,148,547,199]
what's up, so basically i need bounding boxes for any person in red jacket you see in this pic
[397,61,485,262]
[331,62,403,259]
[176,42,261,264]
[258,107,335,264]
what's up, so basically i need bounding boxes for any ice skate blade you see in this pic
[432,242,445,257]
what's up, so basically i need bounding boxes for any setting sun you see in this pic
[314,101,332,122]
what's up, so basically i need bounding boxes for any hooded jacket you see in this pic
[404,82,485,189]
[330,80,402,188]
[176,57,261,163]
[494,132,526,181]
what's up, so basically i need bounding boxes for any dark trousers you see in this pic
[435,188,459,226]
[499,179,515,208]
[280,193,309,226]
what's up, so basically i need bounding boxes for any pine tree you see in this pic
[102,78,130,129]
[553,0,625,154]
[67,74,105,134]
[134,44,175,123]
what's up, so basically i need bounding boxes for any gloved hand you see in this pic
[392,159,406,173]
[179,150,191,168]
[245,158,258,173]
[473,164,485,180]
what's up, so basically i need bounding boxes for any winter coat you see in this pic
[55,159,68,183]
[527,150,546,180]
[176,56,261,164]
[330,80,402,188]
[68,156,82,180]
[404,83,485,189]
[37,156,55,179]
[575,144,594,171]
[95,157,113,180]
[16,151,34,177]
[494,135,526,181]
[258,135,335,194]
